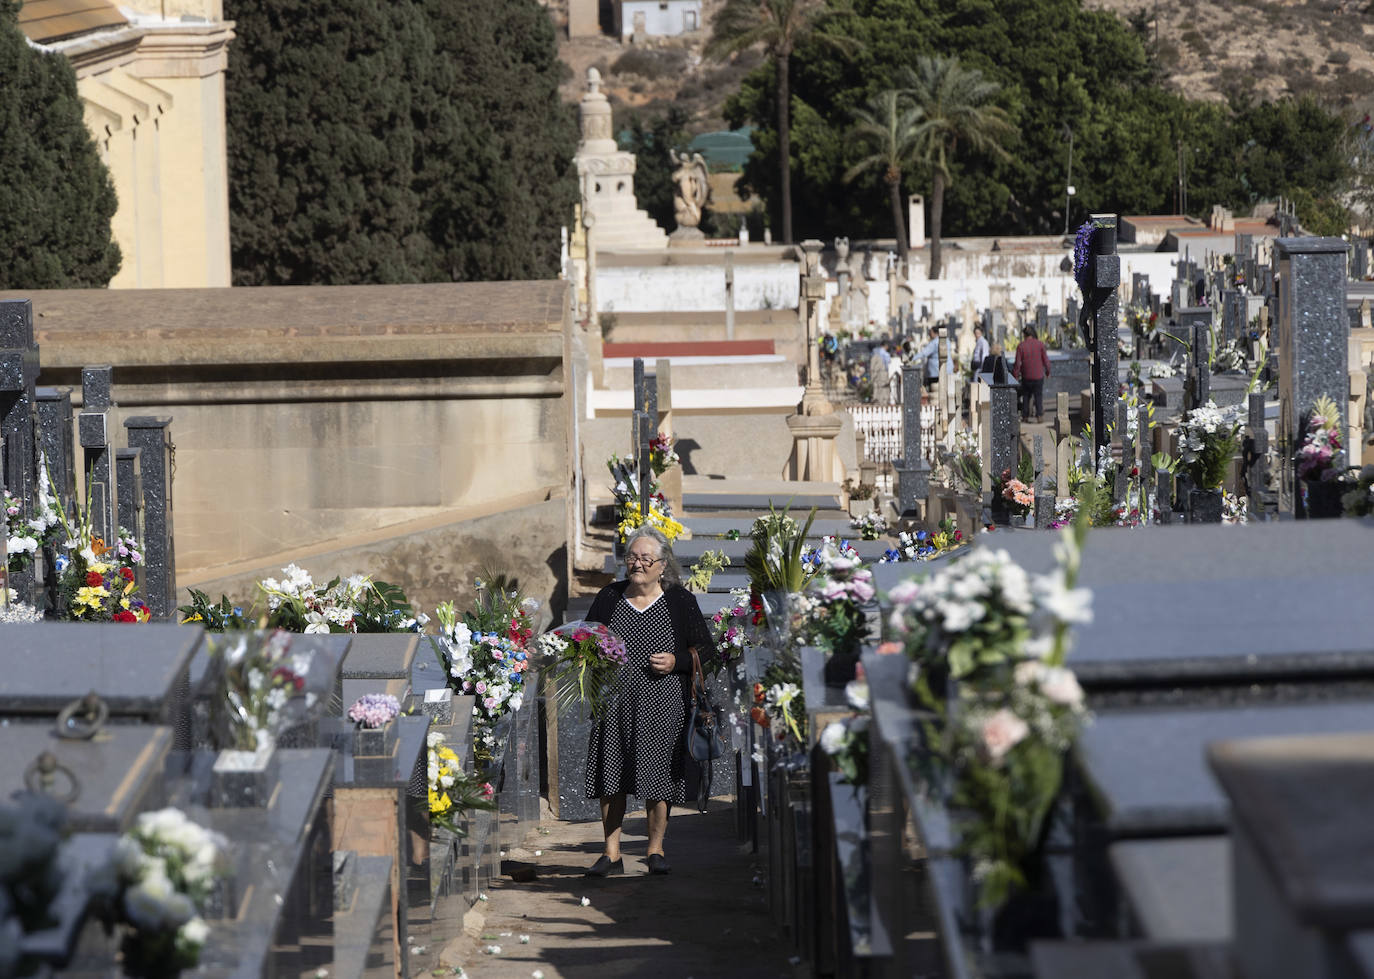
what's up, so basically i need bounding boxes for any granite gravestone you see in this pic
[78,367,119,548]
[1,299,40,603]
[1087,215,1121,455]
[988,358,1020,525]
[892,364,930,516]
[123,416,176,619]
[1275,237,1350,518]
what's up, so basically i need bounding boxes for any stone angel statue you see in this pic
[669,149,710,235]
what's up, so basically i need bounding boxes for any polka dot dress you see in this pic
[584,594,689,804]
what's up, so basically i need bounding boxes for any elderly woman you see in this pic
[582,525,713,877]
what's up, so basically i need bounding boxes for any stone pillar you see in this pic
[799,239,833,416]
[1033,435,1053,528]
[834,237,851,326]
[887,252,899,322]
[653,359,682,517]
[724,251,735,341]
[908,194,925,250]
[1,300,40,605]
[784,413,845,483]
[1088,214,1120,457]
[892,365,930,516]
[1276,236,1350,518]
[989,359,1020,525]
[116,447,144,592]
[34,388,76,510]
[123,416,175,620]
[79,366,119,548]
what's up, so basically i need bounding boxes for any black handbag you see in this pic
[686,648,728,812]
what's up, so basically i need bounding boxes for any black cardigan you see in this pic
[585,581,715,676]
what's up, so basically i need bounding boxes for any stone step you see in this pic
[673,536,895,562]
[681,515,856,539]
[683,492,842,513]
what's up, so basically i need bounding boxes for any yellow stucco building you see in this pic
[19,0,234,287]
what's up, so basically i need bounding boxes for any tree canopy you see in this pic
[722,0,1353,241]
[226,0,576,285]
[0,0,120,288]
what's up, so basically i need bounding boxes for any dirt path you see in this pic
[438,803,795,978]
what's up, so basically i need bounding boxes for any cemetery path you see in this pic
[436,802,794,978]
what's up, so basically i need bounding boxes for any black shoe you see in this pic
[585,855,623,877]
[647,853,671,875]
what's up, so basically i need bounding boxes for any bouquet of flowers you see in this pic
[711,587,764,663]
[648,433,680,477]
[92,808,223,978]
[818,670,871,787]
[536,620,628,718]
[461,574,540,650]
[994,468,1034,517]
[616,499,684,544]
[426,731,496,836]
[1296,395,1345,483]
[178,590,253,631]
[752,676,805,750]
[944,427,982,495]
[1047,498,1080,530]
[879,521,966,563]
[1212,338,1247,373]
[1177,400,1243,491]
[1147,362,1177,379]
[744,504,817,595]
[347,693,401,729]
[685,549,730,592]
[432,600,529,760]
[51,508,149,623]
[258,565,424,634]
[1341,465,1374,517]
[797,556,875,658]
[850,509,887,540]
[802,536,858,572]
[1223,492,1249,525]
[3,456,63,573]
[206,630,319,751]
[890,508,1094,909]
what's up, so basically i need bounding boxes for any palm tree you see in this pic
[902,56,1017,279]
[843,88,924,257]
[707,0,847,244]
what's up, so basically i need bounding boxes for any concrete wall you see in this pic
[6,281,572,590]
[597,262,799,313]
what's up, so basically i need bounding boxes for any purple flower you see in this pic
[348,693,401,729]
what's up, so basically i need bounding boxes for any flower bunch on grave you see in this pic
[1048,498,1080,531]
[1223,492,1249,525]
[426,731,496,837]
[891,507,1093,909]
[752,663,806,751]
[1147,362,1177,379]
[850,509,887,540]
[538,620,628,719]
[801,535,857,572]
[616,499,684,544]
[942,427,983,495]
[1341,465,1374,517]
[51,506,149,623]
[818,669,871,787]
[710,587,763,664]
[258,565,424,634]
[648,433,680,477]
[207,630,318,751]
[685,548,730,593]
[3,456,63,572]
[1071,220,1096,295]
[460,573,540,650]
[744,504,817,597]
[432,598,530,760]
[1212,338,1247,373]
[178,590,252,631]
[91,807,224,978]
[879,521,966,563]
[347,693,401,729]
[1296,395,1346,483]
[1177,400,1244,491]
[796,556,875,659]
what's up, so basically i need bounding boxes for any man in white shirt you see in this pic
[970,325,989,377]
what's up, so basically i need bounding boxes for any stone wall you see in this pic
[2,281,573,594]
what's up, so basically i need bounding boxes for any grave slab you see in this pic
[1109,837,1231,942]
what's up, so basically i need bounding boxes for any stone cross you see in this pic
[79,366,119,547]
[800,240,833,415]
[1275,237,1350,518]
[1086,215,1121,457]
[1,299,40,604]
[123,416,176,619]
[724,251,736,341]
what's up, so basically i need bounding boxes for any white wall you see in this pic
[619,0,702,37]
[597,262,799,312]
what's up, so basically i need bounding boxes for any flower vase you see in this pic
[970,869,1063,955]
[847,497,875,519]
[1302,479,1344,519]
[352,717,399,759]
[1021,511,1035,528]
[211,740,279,808]
[1185,487,1223,524]
[822,645,860,686]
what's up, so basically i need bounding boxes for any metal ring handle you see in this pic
[55,691,109,740]
[24,751,81,804]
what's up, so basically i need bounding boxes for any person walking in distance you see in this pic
[1012,326,1050,423]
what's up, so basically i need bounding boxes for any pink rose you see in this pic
[484,697,497,710]
[475,681,487,694]
[980,709,1029,765]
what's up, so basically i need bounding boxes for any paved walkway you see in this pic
[437,803,794,979]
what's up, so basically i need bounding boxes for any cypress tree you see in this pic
[225,0,433,284]
[0,0,121,288]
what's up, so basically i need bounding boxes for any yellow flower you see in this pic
[75,585,109,608]
[88,562,110,576]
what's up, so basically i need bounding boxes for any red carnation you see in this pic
[112,610,137,623]
[119,567,134,581]
[85,571,104,587]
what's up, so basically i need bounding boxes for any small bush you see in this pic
[611,47,688,81]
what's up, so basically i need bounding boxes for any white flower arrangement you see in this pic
[1147,362,1177,378]
[850,509,888,540]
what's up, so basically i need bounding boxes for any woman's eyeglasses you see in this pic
[625,556,662,568]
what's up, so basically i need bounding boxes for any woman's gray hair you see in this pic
[624,525,682,587]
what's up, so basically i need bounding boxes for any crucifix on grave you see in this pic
[785,241,845,482]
